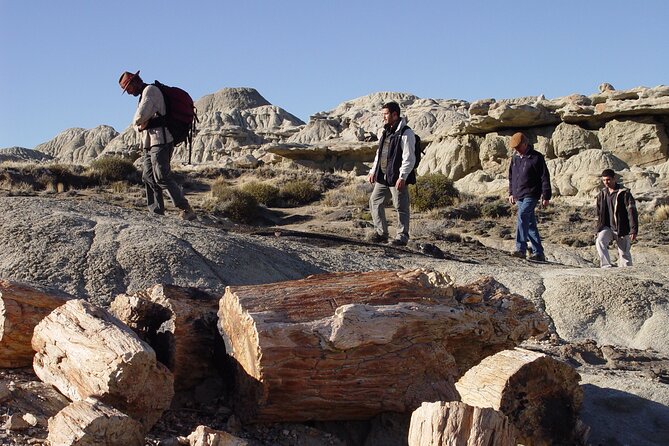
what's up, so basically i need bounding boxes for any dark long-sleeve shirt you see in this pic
[508,147,552,201]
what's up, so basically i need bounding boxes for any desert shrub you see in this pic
[481,200,511,218]
[210,185,258,223]
[241,181,280,206]
[88,157,138,184]
[279,180,321,206]
[210,177,231,197]
[439,201,482,221]
[655,205,669,222]
[322,181,372,207]
[410,173,459,212]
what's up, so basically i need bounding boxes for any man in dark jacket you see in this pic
[595,169,638,267]
[507,132,551,261]
[367,102,416,246]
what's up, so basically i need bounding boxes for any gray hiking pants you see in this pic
[596,227,632,267]
[142,143,189,214]
[369,181,410,242]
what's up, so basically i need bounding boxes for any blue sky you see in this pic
[1,0,667,149]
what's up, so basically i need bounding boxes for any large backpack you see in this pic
[149,81,198,163]
[401,126,423,185]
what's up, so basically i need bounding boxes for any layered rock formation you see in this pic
[11,84,669,203]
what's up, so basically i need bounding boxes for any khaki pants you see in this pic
[596,228,632,267]
[369,181,410,242]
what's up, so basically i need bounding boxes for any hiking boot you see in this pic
[367,232,389,243]
[529,253,546,262]
[511,251,526,259]
[180,206,196,221]
[390,238,408,247]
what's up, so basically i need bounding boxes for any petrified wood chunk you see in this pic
[455,348,584,446]
[0,279,72,367]
[47,398,144,446]
[218,269,547,422]
[32,299,174,431]
[187,425,249,446]
[110,284,223,391]
[408,401,516,446]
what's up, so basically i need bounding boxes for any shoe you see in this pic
[529,253,546,262]
[180,206,196,221]
[367,232,389,243]
[390,238,408,247]
[511,251,526,259]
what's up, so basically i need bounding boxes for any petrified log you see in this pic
[218,269,547,422]
[187,425,249,446]
[0,279,72,367]
[455,348,584,446]
[47,399,144,446]
[408,401,516,446]
[110,284,223,391]
[32,299,174,431]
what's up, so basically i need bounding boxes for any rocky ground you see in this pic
[1,165,669,445]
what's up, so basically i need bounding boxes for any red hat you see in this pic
[119,70,140,94]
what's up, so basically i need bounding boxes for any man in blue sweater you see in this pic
[507,132,552,261]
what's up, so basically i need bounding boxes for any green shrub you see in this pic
[410,174,459,212]
[279,180,321,206]
[88,157,138,184]
[481,200,511,218]
[210,183,258,223]
[241,181,280,206]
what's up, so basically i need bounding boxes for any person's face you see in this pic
[382,108,398,126]
[602,175,615,189]
[513,141,528,154]
[125,77,142,97]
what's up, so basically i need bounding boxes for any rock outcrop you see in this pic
[35,125,118,164]
[0,147,53,163]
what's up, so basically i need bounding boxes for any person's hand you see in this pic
[367,173,374,184]
[138,122,148,131]
[630,233,637,242]
[395,178,406,190]
[508,195,516,205]
[541,199,550,208]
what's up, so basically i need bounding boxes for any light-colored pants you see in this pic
[596,228,632,267]
[369,182,410,242]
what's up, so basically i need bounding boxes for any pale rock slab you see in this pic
[408,401,516,446]
[47,399,144,446]
[598,118,668,167]
[32,299,174,430]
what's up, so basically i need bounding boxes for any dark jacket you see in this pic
[596,185,638,236]
[508,146,552,201]
[371,118,416,185]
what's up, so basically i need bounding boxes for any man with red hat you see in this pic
[507,132,551,261]
[119,70,195,220]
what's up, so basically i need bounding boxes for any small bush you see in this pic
[655,205,669,222]
[481,200,511,218]
[210,183,258,223]
[322,181,372,207]
[88,157,138,184]
[410,174,459,212]
[241,181,280,207]
[279,180,321,206]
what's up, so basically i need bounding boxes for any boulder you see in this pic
[408,401,516,446]
[187,425,248,446]
[32,299,174,430]
[552,122,601,158]
[419,134,482,181]
[0,279,72,367]
[598,118,668,167]
[47,399,144,446]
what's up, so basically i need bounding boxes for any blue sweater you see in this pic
[508,147,552,201]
